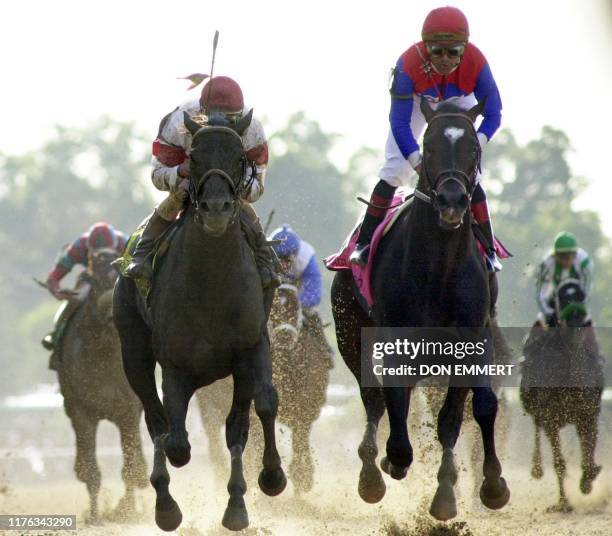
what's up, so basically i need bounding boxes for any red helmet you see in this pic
[87,222,118,250]
[199,76,244,113]
[422,6,469,42]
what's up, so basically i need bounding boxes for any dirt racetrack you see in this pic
[0,387,610,535]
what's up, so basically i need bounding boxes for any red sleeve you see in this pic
[152,139,187,167]
[47,264,69,285]
[246,142,269,166]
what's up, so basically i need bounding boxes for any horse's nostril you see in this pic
[202,202,211,212]
[223,201,232,212]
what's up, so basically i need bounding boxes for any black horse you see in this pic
[113,114,286,532]
[521,279,604,512]
[58,248,147,522]
[198,282,330,493]
[331,99,509,521]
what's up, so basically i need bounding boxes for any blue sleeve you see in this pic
[474,62,502,140]
[298,256,322,308]
[57,237,88,271]
[389,57,419,158]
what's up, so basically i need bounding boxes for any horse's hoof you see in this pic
[480,477,510,510]
[580,464,601,494]
[380,456,408,480]
[258,468,287,497]
[430,482,457,521]
[164,436,191,468]
[222,506,249,531]
[358,464,386,503]
[546,500,574,514]
[531,464,544,479]
[155,499,183,532]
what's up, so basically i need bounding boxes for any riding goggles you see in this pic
[426,44,465,58]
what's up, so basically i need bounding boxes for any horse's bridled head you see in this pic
[89,248,119,286]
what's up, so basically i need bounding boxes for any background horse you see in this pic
[331,99,509,521]
[58,247,147,522]
[113,115,286,532]
[198,282,330,494]
[520,278,604,512]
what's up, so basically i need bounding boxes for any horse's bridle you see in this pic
[416,112,482,206]
[186,126,257,225]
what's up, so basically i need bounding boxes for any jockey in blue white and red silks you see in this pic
[42,222,127,369]
[349,5,504,272]
[270,225,334,365]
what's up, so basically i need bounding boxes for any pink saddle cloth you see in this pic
[324,191,511,309]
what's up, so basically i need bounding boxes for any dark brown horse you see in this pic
[332,99,509,521]
[521,279,604,512]
[113,116,286,532]
[198,282,330,493]
[57,247,147,522]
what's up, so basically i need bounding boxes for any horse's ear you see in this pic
[420,97,435,122]
[183,112,201,136]
[234,108,253,136]
[466,96,488,122]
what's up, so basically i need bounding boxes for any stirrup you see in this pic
[41,334,55,351]
[124,255,153,280]
[349,244,370,267]
[485,252,502,273]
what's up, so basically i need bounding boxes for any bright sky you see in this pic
[3,0,612,231]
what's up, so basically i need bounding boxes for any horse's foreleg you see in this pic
[289,420,315,494]
[381,386,412,480]
[150,434,182,531]
[161,368,194,468]
[70,410,101,523]
[251,337,287,498]
[222,369,253,531]
[113,414,148,519]
[531,421,544,479]
[357,386,387,503]
[472,386,510,511]
[544,425,573,512]
[429,386,468,521]
[576,412,602,495]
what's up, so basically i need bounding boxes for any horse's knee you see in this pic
[254,383,278,418]
[472,387,498,422]
[75,459,101,485]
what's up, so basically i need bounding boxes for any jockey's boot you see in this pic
[349,180,397,266]
[471,184,502,272]
[241,203,281,290]
[41,298,84,371]
[477,220,502,273]
[303,309,335,369]
[125,211,173,280]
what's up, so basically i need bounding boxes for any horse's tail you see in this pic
[531,422,544,479]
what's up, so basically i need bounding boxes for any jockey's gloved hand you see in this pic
[177,158,190,181]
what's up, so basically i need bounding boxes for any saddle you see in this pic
[115,218,183,299]
[325,188,511,313]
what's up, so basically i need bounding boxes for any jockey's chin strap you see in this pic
[415,112,482,206]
